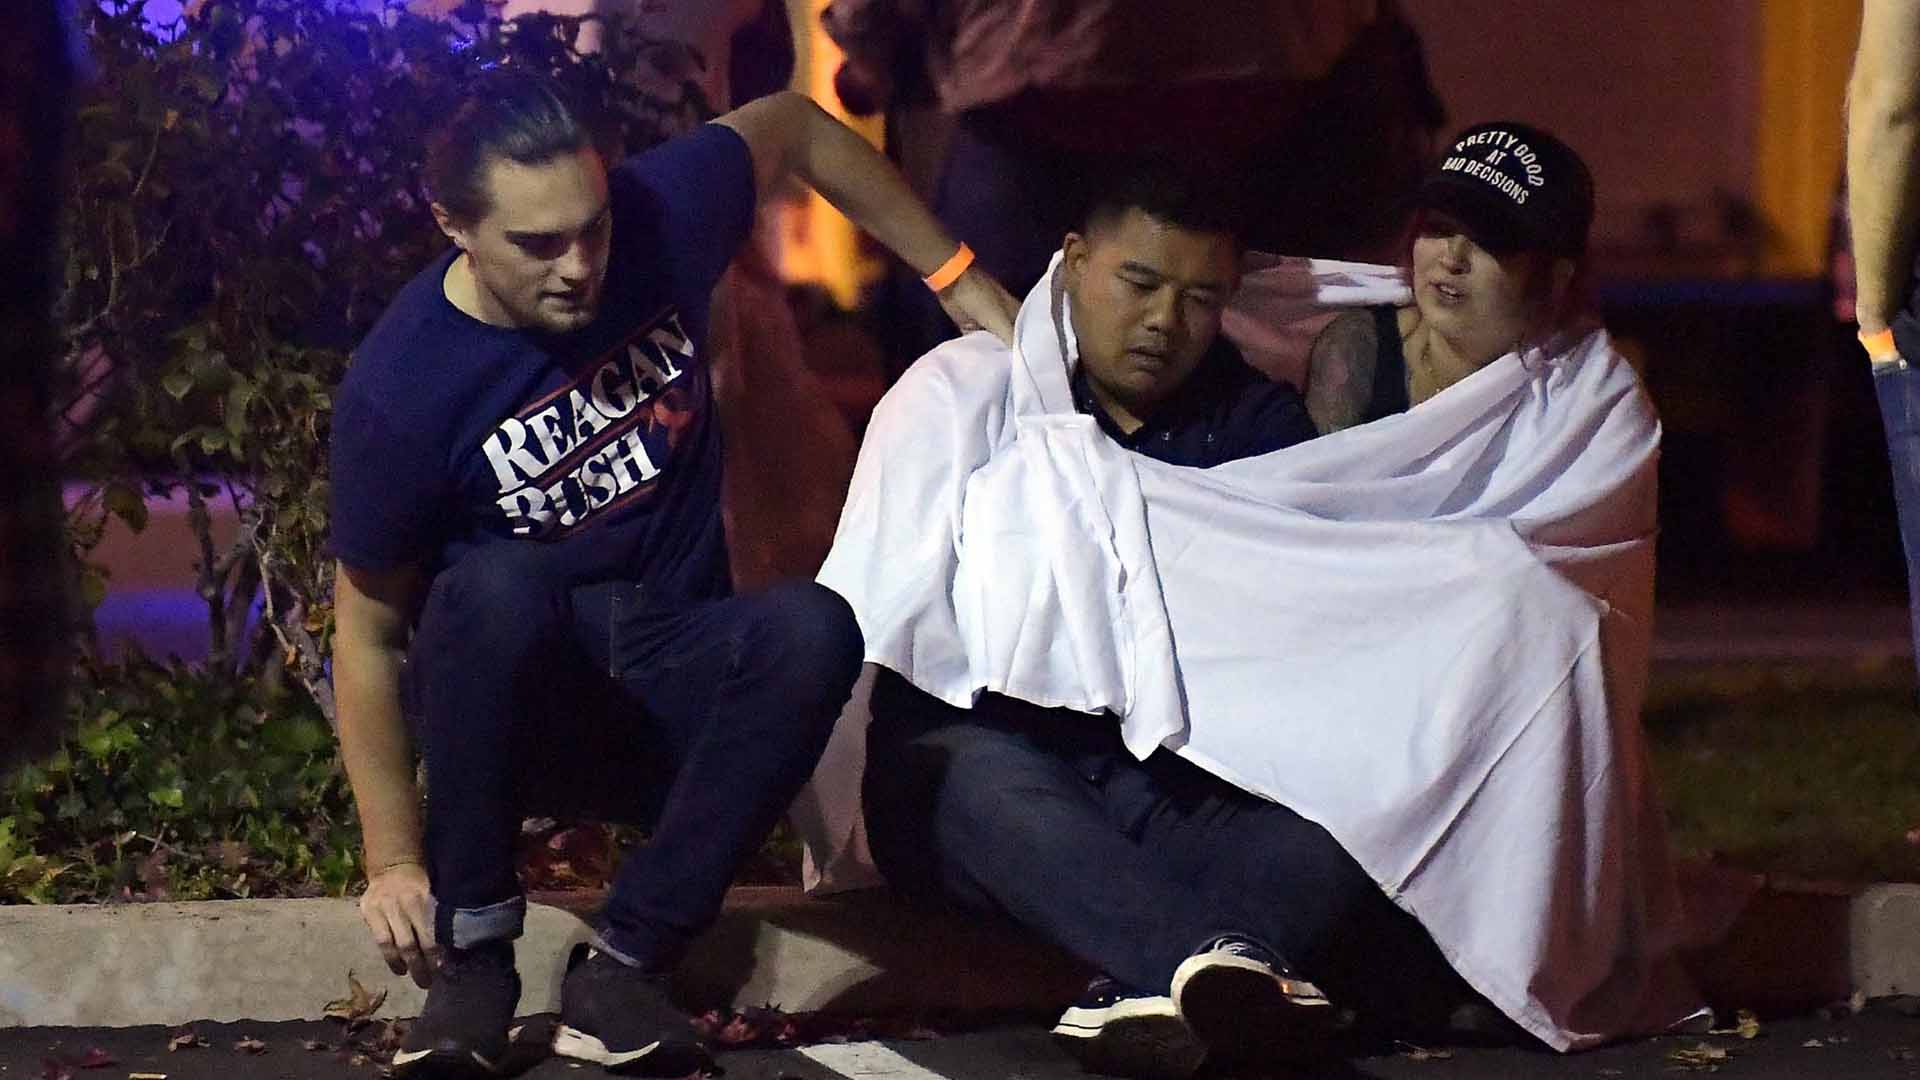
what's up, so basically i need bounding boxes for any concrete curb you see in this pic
[1853,884,1920,998]
[1676,870,1920,1016]
[0,898,589,1027]
[0,887,1085,1029]
[1677,866,1852,1015]
[2,874,1913,1029]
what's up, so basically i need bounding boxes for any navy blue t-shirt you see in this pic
[329,124,756,600]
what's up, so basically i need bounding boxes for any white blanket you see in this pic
[811,254,1704,1051]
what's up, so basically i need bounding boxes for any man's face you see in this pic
[436,145,613,334]
[1062,209,1239,429]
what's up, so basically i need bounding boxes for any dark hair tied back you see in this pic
[425,67,601,223]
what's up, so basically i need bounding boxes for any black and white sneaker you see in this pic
[1170,935,1333,1066]
[1050,974,1205,1080]
[391,943,520,1078]
[550,944,714,1076]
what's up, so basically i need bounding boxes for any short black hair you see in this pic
[1078,158,1251,246]
[425,67,609,224]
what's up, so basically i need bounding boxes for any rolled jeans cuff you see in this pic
[587,927,646,970]
[437,895,526,950]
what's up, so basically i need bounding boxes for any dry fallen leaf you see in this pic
[1667,1042,1729,1071]
[214,840,251,871]
[1804,1038,1827,1048]
[374,1014,408,1053]
[1395,1041,1453,1062]
[325,970,389,1028]
[302,1040,329,1052]
[232,1037,268,1055]
[165,1031,206,1053]
[1709,1008,1761,1040]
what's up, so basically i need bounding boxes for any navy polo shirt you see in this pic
[1069,338,1319,467]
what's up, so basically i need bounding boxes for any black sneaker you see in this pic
[391,943,520,1079]
[1170,935,1333,1066]
[550,944,714,1076]
[1051,974,1205,1080]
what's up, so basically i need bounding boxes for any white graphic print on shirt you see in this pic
[481,314,699,539]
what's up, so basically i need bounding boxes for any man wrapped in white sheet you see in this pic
[813,126,1706,1074]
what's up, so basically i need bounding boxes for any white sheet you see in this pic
[810,253,1704,1050]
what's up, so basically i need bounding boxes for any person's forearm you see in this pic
[1848,86,1920,332]
[716,92,1017,341]
[334,638,425,874]
[786,96,962,276]
[1847,1,1920,333]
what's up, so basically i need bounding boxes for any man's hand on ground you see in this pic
[938,266,1020,346]
[360,861,439,989]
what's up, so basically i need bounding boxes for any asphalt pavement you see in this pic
[10,1007,1920,1080]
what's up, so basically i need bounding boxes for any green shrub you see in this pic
[3,655,357,903]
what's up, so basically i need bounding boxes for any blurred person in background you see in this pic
[824,0,1448,368]
[1847,0,1920,681]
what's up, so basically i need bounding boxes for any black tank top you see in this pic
[1363,304,1411,424]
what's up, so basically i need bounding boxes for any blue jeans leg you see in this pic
[409,543,587,949]
[863,673,1297,993]
[863,672,1475,1028]
[569,580,862,970]
[408,544,861,962]
[1876,361,1920,680]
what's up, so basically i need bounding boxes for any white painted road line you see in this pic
[798,1042,953,1079]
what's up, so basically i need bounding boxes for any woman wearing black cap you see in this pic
[1303,121,1595,434]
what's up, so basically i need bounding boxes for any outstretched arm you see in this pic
[1847,0,1920,337]
[715,91,1018,343]
[333,559,436,987]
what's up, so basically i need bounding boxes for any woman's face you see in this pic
[1410,211,1555,367]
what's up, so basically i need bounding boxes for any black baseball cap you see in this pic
[1415,121,1594,258]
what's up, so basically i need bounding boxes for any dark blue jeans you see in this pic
[406,542,862,970]
[1876,360,1920,677]
[862,670,1477,1033]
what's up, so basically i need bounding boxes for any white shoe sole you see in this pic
[1052,997,1205,1080]
[1053,993,1182,1037]
[389,1045,500,1077]
[1171,953,1333,1066]
[551,1025,661,1067]
[552,1023,712,1076]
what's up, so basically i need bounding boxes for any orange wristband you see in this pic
[1861,327,1900,363]
[922,243,975,293]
